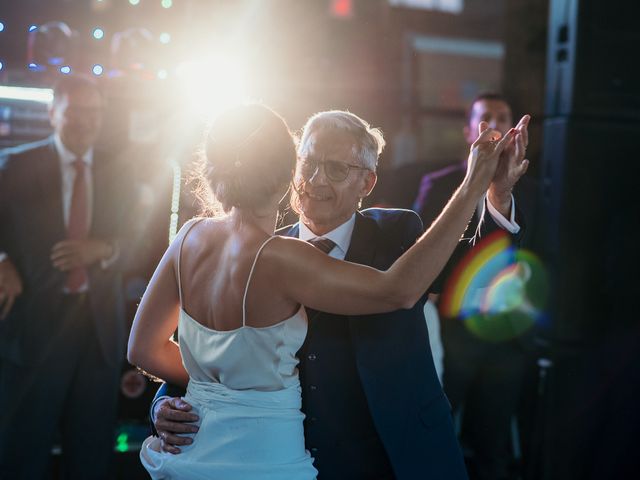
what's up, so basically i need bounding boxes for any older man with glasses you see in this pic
[151,109,528,479]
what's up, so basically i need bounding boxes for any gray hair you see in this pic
[297,110,385,171]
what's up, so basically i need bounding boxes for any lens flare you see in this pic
[440,230,548,341]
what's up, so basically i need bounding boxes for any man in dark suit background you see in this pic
[0,75,132,479]
[150,109,528,479]
[413,93,533,480]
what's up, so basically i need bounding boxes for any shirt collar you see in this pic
[298,213,356,256]
[54,133,93,167]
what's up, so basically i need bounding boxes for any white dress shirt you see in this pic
[298,213,356,260]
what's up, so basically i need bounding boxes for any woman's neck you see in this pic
[230,205,279,235]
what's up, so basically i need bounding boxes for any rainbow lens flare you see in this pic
[440,230,548,342]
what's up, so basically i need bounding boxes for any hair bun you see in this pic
[194,104,296,213]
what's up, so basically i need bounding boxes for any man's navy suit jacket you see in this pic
[0,137,132,367]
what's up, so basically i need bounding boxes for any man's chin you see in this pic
[300,205,335,225]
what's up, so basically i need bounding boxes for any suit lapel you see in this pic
[35,139,66,241]
[91,152,109,236]
[279,223,299,239]
[345,211,379,267]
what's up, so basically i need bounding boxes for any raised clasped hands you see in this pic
[464,120,516,195]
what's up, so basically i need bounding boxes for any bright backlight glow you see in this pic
[176,55,247,119]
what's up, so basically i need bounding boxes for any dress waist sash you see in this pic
[186,379,302,410]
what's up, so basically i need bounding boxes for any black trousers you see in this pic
[442,319,526,480]
[0,294,121,480]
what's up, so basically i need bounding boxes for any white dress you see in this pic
[140,233,317,479]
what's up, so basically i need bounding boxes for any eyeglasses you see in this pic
[298,157,370,183]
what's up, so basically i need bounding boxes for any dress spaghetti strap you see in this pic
[177,218,205,307]
[242,236,277,327]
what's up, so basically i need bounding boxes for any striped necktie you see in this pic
[308,237,336,254]
[65,158,89,292]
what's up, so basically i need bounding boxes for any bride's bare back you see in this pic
[177,218,299,332]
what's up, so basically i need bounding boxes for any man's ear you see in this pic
[361,170,377,198]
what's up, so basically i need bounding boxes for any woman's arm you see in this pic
[272,126,517,316]
[127,226,190,388]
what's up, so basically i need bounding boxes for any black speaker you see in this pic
[538,117,640,341]
[533,4,640,478]
[545,0,640,120]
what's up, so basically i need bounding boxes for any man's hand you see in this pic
[50,239,113,272]
[0,258,23,320]
[154,397,199,454]
[488,114,531,217]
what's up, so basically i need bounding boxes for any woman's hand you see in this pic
[464,121,515,195]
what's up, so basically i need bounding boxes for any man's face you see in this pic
[464,99,512,145]
[49,87,103,155]
[294,129,376,235]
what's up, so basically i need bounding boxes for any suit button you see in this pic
[307,353,317,361]
[309,384,317,391]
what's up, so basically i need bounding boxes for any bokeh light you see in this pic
[440,230,548,342]
[159,32,171,44]
[129,0,140,5]
[60,65,71,74]
[0,22,5,32]
[93,28,104,39]
[161,0,173,8]
[29,25,38,32]
[93,64,104,75]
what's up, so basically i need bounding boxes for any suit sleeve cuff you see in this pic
[100,241,120,270]
[150,395,171,424]
[486,194,520,234]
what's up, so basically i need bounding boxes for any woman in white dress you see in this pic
[127,104,519,479]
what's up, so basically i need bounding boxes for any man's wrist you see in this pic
[102,241,114,260]
[487,188,512,216]
[151,395,171,423]
[100,241,119,269]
